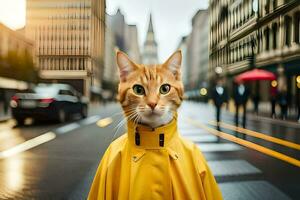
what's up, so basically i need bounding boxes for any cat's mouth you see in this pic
[144,110,163,117]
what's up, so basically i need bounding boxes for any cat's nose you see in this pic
[148,103,157,110]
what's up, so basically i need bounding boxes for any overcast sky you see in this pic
[0,0,209,62]
[0,0,26,29]
[107,0,209,62]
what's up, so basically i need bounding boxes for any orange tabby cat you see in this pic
[88,50,222,200]
[117,50,184,128]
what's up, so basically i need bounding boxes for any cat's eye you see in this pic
[160,84,171,94]
[133,84,145,95]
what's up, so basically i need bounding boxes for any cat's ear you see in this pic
[163,50,182,79]
[116,51,139,82]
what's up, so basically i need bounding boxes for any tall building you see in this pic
[0,23,35,85]
[209,0,300,105]
[0,23,34,60]
[25,0,106,98]
[209,0,258,80]
[104,10,141,88]
[177,36,189,87]
[177,10,209,90]
[104,24,118,85]
[125,24,141,63]
[109,9,126,51]
[0,23,35,117]
[143,14,158,65]
[188,10,209,89]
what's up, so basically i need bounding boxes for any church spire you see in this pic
[143,13,158,64]
[148,13,154,33]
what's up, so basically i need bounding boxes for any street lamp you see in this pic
[271,80,278,87]
[215,66,223,74]
[200,88,207,96]
[296,75,300,89]
[296,75,300,83]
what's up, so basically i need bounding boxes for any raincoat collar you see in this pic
[127,116,178,150]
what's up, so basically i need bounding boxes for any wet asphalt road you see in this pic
[0,101,299,199]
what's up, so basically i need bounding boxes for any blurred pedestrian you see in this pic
[233,81,249,138]
[298,91,300,122]
[253,94,260,115]
[0,89,8,115]
[277,67,288,120]
[0,89,4,115]
[253,81,260,115]
[211,78,228,132]
[270,84,277,118]
[278,89,288,120]
[3,91,9,114]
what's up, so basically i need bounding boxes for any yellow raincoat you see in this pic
[88,117,222,200]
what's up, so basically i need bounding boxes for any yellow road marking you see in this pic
[186,118,300,168]
[0,132,56,159]
[210,121,300,151]
[97,117,113,128]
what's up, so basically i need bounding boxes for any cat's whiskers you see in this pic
[112,109,135,126]
[110,108,138,142]
[107,106,136,120]
[132,113,141,132]
[114,110,136,130]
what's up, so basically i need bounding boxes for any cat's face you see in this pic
[116,51,184,127]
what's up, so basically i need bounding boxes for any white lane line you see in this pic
[0,132,56,159]
[80,115,101,125]
[0,117,94,159]
[198,143,242,152]
[55,122,80,134]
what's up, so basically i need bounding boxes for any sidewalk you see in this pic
[226,100,300,124]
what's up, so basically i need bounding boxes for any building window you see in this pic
[265,0,270,14]
[235,46,238,62]
[294,12,300,44]
[238,44,242,61]
[272,23,278,49]
[59,58,63,70]
[285,16,292,47]
[50,58,53,70]
[67,58,70,70]
[265,27,270,51]
[70,58,73,70]
[272,0,277,10]
[79,58,83,70]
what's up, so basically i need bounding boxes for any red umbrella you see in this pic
[235,69,276,83]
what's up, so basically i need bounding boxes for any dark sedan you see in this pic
[10,83,88,125]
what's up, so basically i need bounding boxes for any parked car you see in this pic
[10,83,88,125]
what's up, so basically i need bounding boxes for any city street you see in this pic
[1,0,300,199]
[0,102,299,199]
